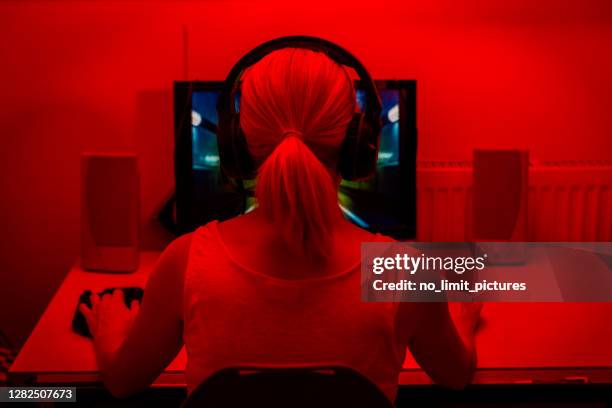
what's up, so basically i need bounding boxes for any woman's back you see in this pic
[183,215,411,401]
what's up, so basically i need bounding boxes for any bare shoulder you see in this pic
[144,233,194,316]
[163,232,193,259]
[154,233,193,280]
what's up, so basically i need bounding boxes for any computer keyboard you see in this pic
[72,287,144,338]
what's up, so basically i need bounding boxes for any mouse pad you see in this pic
[72,287,144,338]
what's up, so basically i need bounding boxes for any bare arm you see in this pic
[405,302,481,390]
[81,233,192,398]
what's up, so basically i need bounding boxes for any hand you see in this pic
[456,302,483,334]
[79,289,140,341]
[449,302,483,345]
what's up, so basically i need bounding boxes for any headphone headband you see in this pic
[216,36,383,181]
[217,36,381,124]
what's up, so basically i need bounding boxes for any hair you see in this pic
[239,47,356,259]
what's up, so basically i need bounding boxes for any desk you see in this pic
[10,252,612,387]
[10,252,185,386]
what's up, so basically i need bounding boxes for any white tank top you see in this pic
[182,221,408,401]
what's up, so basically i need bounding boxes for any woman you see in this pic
[80,47,481,403]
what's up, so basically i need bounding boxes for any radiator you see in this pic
[416,162,612,242]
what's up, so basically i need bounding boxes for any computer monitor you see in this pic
[174,80,417,239]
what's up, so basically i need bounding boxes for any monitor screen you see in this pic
[174,80,417,239]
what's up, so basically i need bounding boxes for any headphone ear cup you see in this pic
[339,113,380,181]
[217,113,256,179]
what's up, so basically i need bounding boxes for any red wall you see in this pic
[1,1,611,346]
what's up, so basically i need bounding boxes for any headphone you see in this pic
[216,36,382,181]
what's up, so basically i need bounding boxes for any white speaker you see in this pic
[81,153,139,272]
[472,149,529,241]
[472,150,529,264]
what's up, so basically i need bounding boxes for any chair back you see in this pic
[182,365,393,408]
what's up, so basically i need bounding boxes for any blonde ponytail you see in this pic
[239,47,356,261]
[256,136,339,258]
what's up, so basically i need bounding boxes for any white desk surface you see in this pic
[10,251,612,386]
